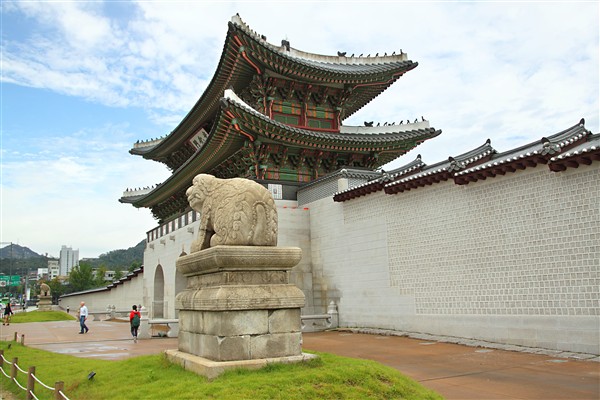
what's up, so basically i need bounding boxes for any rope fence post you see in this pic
[0,350,3,369]
[54,381,64,400]
[20,334,25,346]
[10,357,18,379]
[13,332,17,342]
[26,366,35,400]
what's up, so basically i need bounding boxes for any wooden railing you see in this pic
[0,348,69,400]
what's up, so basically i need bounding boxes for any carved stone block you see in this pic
[269,309,301,333]
[203,310,268,336]
[250,332,302,359]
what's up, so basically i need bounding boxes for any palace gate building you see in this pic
[119,15,599,355]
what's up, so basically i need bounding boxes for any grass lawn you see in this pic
[0,341,443,400]
[7,310,76,323]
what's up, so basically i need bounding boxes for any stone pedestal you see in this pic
[37,296,52,311]
[167,245,315,377]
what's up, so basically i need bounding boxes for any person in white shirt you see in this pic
[78,301,89,334]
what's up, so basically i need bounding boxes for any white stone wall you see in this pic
[58,274,144,314]
[142,199,314,319]
[308,164,600,354]
[78,162,598,353]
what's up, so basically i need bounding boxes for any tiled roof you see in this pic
[454,119,590,184]
[549,133,600,172]
[121,89,440,214]
[231,14,415,76]
[382,139,495,194]
[221,90,440,150]
[334,119,595,202]
[129,14,419,167]
[332,155,426,201]
[300,168,382,191]
[60,267,144,297]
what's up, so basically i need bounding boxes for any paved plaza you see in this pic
[0,320,598,399]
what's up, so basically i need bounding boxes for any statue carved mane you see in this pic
[186,174,278,253]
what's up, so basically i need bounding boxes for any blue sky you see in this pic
[1,1,598,258]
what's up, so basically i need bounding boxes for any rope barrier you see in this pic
[12,376,26,390]
[14,362,27,373]
[32,373,56,390]
[0,344,71,400]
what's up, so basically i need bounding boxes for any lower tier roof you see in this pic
[120,90,440,222]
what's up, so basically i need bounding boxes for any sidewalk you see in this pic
[303,331,600,400]
[1,320,599,399]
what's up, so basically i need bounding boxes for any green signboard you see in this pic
[0,275,21,287]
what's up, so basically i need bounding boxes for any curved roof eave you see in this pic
[222,89,441,148]
[125,90,440,208]
[132,14,418,160]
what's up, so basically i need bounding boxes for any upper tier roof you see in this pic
[131,14,418,164]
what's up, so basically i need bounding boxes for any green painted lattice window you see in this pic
[307,105,334,129]
[307,119,333,129]
[272,101,301,115]
[306,105,334,119]
[272,100,302,126]
[274,114,300,125]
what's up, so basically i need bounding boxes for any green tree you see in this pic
[94,265,108,287]
[46,278,66,303]
[113,270,123,281]
[68,262,95,292]
[128,260,141,273]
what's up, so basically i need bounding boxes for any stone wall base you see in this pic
[165,349,318,379]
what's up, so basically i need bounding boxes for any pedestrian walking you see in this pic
[129,305,141,342]
[78,301,89,334]
[2,302,13,325]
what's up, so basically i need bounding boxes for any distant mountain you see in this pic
[0,239,145,274]
[83,239,145,270]
[0,244,41,259]
[0,244,48,275]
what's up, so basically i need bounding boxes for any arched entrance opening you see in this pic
[153,264,165,318]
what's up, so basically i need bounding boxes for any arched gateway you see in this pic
[152,264,165,318]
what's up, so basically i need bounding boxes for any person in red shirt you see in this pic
[129,305,141,343]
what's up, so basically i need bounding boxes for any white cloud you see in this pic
[0,123,171,257]
[1,1,598,256]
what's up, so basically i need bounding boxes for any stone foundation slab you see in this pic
[165,349,318,380]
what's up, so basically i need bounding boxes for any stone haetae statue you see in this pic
[40,283,51,297]
[186,174,278,253]
[38,282,52,311]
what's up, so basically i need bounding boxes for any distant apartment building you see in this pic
[91,269,117,282]
[36,268,48,280]
[59,246,79,276]
[47,260,60,280]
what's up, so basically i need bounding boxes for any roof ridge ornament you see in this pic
[447,156,466,172]
[540,137,561,156]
